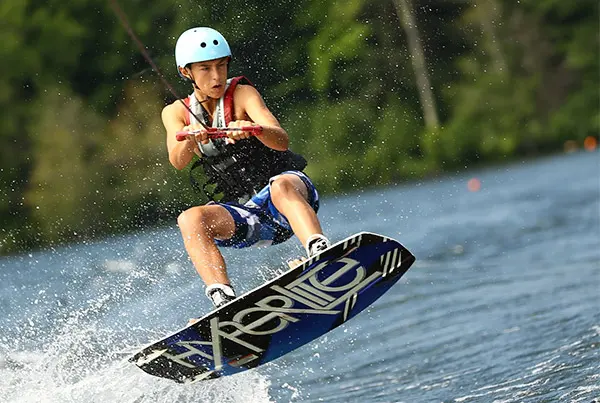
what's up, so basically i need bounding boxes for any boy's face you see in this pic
[181,56,229,98]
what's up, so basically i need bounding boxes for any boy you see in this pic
[161,27,330,308]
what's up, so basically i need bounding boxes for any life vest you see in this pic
[183,76,307,203]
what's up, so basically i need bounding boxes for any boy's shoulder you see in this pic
[161,99,187,122]
[232,81,260,102]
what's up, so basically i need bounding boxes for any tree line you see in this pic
[0,0,597,254]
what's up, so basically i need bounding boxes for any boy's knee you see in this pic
[178,207,208,232]
[271,175,306,200]
[178,206,234,240]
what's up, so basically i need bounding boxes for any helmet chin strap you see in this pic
[185,59,231,104]
[184,70,216,123]
[185,69,213,104]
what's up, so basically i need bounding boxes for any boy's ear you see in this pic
[179,66,191,79]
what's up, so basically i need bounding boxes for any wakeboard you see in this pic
[130,232,415,383]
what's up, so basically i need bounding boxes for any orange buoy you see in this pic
[467,178,481,192]
[584,136,598,151]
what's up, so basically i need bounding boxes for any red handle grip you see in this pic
[176,126,263,142]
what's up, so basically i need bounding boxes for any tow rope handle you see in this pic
[176,126,263,141]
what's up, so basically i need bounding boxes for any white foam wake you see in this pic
[0,265,275,403]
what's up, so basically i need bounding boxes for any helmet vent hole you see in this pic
[200,42,207,48]
[213,40,219,45]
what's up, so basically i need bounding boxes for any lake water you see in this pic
[0,151,598,402]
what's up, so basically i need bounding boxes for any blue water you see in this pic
[1,151,598,402]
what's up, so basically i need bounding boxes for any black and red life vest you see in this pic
[184,76,307,203]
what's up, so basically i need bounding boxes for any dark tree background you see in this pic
[1,0,597,253]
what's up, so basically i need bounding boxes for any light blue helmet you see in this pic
[175,27,231,77]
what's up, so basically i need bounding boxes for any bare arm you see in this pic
[234,85,289,151]
[162,103,199,170]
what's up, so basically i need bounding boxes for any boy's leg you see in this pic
[177,204,236,286]
[269,174,328,254]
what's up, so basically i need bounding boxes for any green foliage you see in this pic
[0,0,597,253]
[306,1,371,93]
[25,86,104,245]
[442,71,539,163]
[366,99,433,182]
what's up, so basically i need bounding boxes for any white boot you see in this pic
[305,234,331,258]
[205,283,236,308]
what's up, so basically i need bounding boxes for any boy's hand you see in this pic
[226,120,257,143]
[180,124,210,145]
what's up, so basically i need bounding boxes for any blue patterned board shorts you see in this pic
[213,171,320,248]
